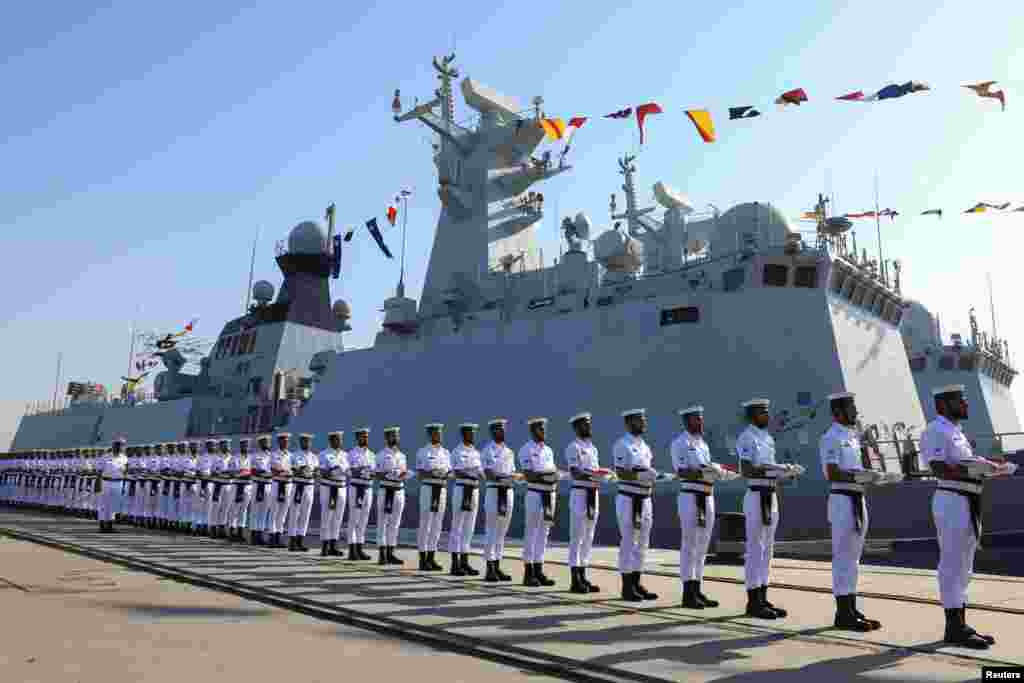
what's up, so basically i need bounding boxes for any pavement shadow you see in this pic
[93,602,274,621]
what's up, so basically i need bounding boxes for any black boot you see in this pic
[461,554,480,576]
[746,588,777,619]
[696,581,718,607]
[295,536,308,551]
[252,530,265,546]
[535,563,555,587]
[620,572,643,602]
[427,551,443,571]
[485,560,499,583]
[834,595,872,631]
[961,605,995,644]
[450,553,466,576]
[851,594,880,630]
[570,567,589,594]
[271,532,286,548]
[681,580,704,608]
[348,544,359,560]
[357,543,371,560]
[379,546,389,565]
[328,540,344,557]
[288,536,298,551]
[944,608,989,649]
[387,546,404,565]
[419,551,430,571]
[580,567,600,593]
[495,560,512,582]
[322,541,331,557]
[761,586,786,617]
[523,562,540,587]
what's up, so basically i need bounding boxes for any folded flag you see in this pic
[1014,206,1024,213]
[684,109,715,142]
[868,81,929,101]
[635,103,663,144]
[844,211,876,219]
[879,208,899,220]
[920,209,943,218]
[567,116,588,129]
[775,88,808,106]
[386,205,397,226]
[964,204,988,214]
[343,228,355,242]
[365,218,393,258]
[604,108,632,119]
[728,106,760,119]
[836,90,865,101]
[539,118,567,140]
[963,81,1006,111]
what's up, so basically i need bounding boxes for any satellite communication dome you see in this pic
[653,182,695,213]
[252,280,274,304]
[332,300,351,320]
[823,216,853,235]
[594,230,643,272]
[288,221,327,255]
[573,213,592,240]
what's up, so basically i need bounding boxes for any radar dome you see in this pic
[252,280,274,304]
[653,182,694,213]
[332,300,351,320]
[573,213,592,240]
[288,221,327,255]
[710,202,793,255]
[594,230,643,272]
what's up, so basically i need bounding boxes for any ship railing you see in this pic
[869,432,1024,479]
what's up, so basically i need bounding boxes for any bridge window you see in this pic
[794,266,818,288]
[660,306,700,326]
[763,264,788,286]
[723,268,745,292]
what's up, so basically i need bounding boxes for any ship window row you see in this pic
[214,330,258,360]
[909,353,1015,386]
[761,264,819,288]
[828,268,903,325]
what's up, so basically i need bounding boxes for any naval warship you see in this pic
[12,54,1022,547]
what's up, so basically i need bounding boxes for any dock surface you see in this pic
[3,510,1022,682]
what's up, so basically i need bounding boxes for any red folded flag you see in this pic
[386,206,397,226]
[836,90,865,101]
[567,116,588,129]
[635,102,662,144]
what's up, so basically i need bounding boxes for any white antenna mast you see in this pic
[244,226,260,314]
[988,272,997,342]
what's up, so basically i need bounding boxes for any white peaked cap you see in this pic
[527,417,548,426]
[827,392,855,401]
[425,423,444,430]
[569,412,592,424]
[678,405,704,417]
[933,384,966,397]
[327,431,343,438]
[218,438,231,443]
[238,438,250,444]
[204,438,217,445]
[353,427,370,434]
[459,423,478,431]
[621,408,645,418]
[299,433,313,439]
[741,399,770,408]
[383,426,400,434]
[276,432,291,438]
[488,418,507,427]
[257,434,271,442]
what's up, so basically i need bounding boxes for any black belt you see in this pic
[163,480,172,495]
[492,484,511,517]
[532,489,555,523]
[254,479,267,502]
[150,480,159,496]
[322,481,345,510]
[212,482,223,502]
[293,480,309,504]
[173,481,182,499]
[572,485,598,521]
[457,483,477,512]
[424,481,444,513]
[128,480,137,497]
[831,490,865,534]
[64,475,72,488]
[351,482,368,509]
[938,487,983,542]
[276,480,290,503]
[94,478,102,493]
[750,486,775,526]
[618,491,649,530]
[383,486,397,515]
[687,490,709,528]
[235,481,248,503]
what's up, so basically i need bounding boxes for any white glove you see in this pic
[878,471,904,485]
[1005,462,1019,476]
[964,461,997,478]
[853,470,881,484]
[700,465,722,482]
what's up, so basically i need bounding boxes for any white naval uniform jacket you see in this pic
[612,433,654,494]
[819,423,864,478]
[375,447,407,482]
[318,449,349,481]
[671,431,715,504]
[481,441,516,479]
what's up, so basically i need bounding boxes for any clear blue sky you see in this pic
[2,1,1022,449]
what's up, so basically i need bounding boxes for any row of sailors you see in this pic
[0,385,1014,649]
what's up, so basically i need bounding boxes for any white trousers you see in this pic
[524,490,556,563]
[417,484,447,551]
[568,489,599,567]
[678,492,715,582]
[98,485,120,522]
[829,493,868,596]
[448,485,479,553]
[743,489,778,589]
[270,482,293,534]
[347,484,373,544]
[228,484,252,528]
[484,486,514,561]
[160,488,176,521]
[616,494,653,573]
[376,487,405,547]
[319,484,347,541]
[933,490,978,609]
[287,483,316,537]
[249,482,273,531]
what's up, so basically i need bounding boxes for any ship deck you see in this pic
[2,509,1022,682]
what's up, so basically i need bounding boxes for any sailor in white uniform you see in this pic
[820,392,883,631]
[248,435,275,546]
[416,423,450,571]
[287,433,318,551]
[179,441,197,533]
[565,412,602,594]
[193,440,215,535]
[737,398,804,618]
[613,409,658,602]
[449,424,484,576]
[268,432,294,548]
[142,445,160,527]
[673,405,735,609]
[346,428,375,560]
[157,443,175,529]
[519,417,558,588]
[375,426,408,565]
[98,439,127,533]
[211,439,233,538]
[921,384,1016,649]
[481,419,517,582]
[318,431,348,557]
[226,438,253,542]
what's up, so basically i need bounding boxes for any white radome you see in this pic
[253,280,275,304]
[288,221,327,255]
